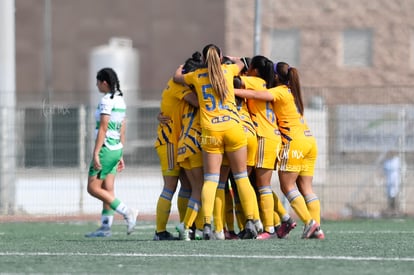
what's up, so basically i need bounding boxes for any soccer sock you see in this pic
[258,186,274,233]
[155,187,174,232]
[233,191,245,231]
[305,193,321,224]
[110,198,128,216]
[177,187,191,222]
[183,198,201,229]
[201,173,219,225]
[213,181,226,232]
[286,189,312,225]
[225,188,235,232]
[101,209,115,229]
[273,191,287,217]
[233,171,258,220]
[195,207,204,230]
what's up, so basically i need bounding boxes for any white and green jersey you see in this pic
[95,92,126,150]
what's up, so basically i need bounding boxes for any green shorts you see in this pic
[88,146,123,179]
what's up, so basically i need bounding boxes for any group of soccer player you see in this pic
[153,44,325,241]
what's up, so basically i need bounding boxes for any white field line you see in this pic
[0,252,413,262]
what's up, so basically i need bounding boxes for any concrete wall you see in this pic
[15,0,414,105]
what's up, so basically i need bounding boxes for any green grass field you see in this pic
[1,219,413,274]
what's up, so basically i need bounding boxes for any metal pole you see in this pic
[78,105,87,214]
[44,0,53,166]
[0,0,16,214]
[254,0,262,55]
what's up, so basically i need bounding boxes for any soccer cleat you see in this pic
[224,230,239,240]
[276,217,297,239]
[310,228,325,240]
[237,229,246,239]
[242,219,258,239]
[183,229,192,241]
[256,231,277,240]
[85,226,112,238]
[302,219,319,239]
[214,230,225,240]
[153,231,178,241]
[194,229,203,240]
[125,208,139,235]
[254,219,264,233]
[175,223,185,240]
[203,223,212,240]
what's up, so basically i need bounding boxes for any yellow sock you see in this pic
[286,189,312,224]
[195,208,204,230]
[273,191,287,217]
[213,181,226,232]
[305,193,321,224]
[177,188,191,222]
[233,171,258,220]
[183,198,201,229]
[225,188,235,231]
[272,191,285,225]
[201,174,219,225]
[156,188,173,232]
[258,186,274,233]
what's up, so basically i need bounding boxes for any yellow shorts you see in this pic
[179,151,203,170]
[156,143,180,176]
[222,125,256,167]
[256,136,281,169]
[201,125,247,154]
[245,127,257,167]
[278,136,318,176]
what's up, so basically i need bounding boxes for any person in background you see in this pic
[85,67,138,237]
[153,52,202,240]
[173,44,261,240]
[383,151,402,215]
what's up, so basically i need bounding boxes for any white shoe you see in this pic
[254,219,264,233]
[175,223,184,239]
[214,230,225,240]
[183,229,192,241]
[125,208,139,235]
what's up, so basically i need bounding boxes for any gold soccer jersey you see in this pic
[183,64,241,131]
[154,78,193,148]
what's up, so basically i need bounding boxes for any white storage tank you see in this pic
[88,37,140,153]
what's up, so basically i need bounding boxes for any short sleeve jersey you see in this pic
[154,78,193,147]
[177,105,202,162]
[242,76,279,140]
[268,85,312,143]
[183,64,241,131]
[95,92,126,150]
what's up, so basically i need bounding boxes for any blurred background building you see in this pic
[1,0,413,218]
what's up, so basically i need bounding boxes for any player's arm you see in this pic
[225,55,244,71]
[183,91,199,108]
[173,64,186,84]
[234,88,273,101]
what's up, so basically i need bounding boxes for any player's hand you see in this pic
[93,155,102,170]
[158,112,171,124]
[117,158,125,172]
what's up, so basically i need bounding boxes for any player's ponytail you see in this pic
[203,44,228,101]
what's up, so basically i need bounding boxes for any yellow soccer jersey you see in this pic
[242,76,279,140]
[154,78,193,147]
[269,85,312,143]
[235,96,256,137]
[177,105,202,163]
[183,64,241,131]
